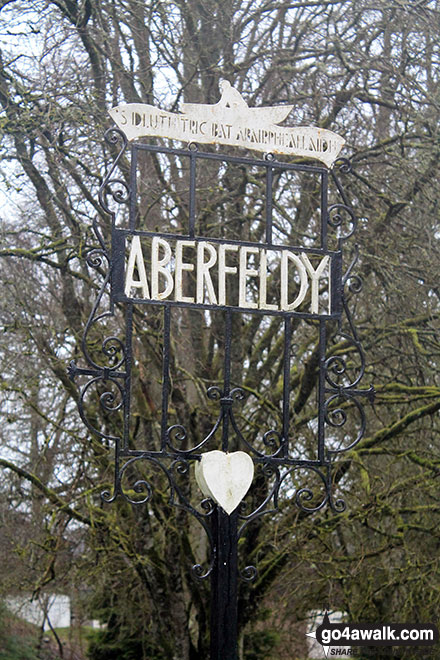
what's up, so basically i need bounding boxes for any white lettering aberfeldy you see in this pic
[123,235,332,315]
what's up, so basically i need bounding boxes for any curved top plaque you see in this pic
[109,80,344,168]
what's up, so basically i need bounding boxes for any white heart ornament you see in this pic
[195,450,254,515]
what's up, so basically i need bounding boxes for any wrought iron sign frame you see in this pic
[69,126,374,659]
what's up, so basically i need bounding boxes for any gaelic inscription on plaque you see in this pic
[110,81,345,168]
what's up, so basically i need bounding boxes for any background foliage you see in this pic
[0,1,440,659]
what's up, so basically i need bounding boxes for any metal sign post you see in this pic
[69,84,373,659]
[210,508,239,658]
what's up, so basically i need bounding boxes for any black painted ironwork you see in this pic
[68,127,374,659]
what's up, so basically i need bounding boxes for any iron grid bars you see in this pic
[69,127,374,584]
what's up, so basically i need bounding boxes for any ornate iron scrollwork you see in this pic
[69,130,373,584]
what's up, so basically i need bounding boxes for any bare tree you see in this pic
[0,1,439,658]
